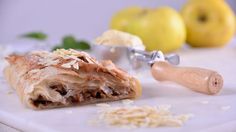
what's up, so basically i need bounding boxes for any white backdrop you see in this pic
[0,0,235,43]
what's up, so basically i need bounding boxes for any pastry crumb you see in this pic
[200,101,209,104]
[221,105,231,111]
[96,103,111,107]
[122,99,134,105]
[88,119,99,126]
[7,91,14,94]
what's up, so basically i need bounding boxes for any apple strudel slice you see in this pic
[4,49,141,109]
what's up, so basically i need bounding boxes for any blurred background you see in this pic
[0,0,235,43]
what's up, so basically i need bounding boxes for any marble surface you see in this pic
[0,38,236,132]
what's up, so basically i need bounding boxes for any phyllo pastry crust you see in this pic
[4,49,141,109]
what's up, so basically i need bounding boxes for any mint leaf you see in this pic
[22,32,47,40]
[63,36,77,45]
[77,41,91,50]
[52,35,91,51]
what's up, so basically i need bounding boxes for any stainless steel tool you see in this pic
[91,44,223,95]
[127,48,179,68]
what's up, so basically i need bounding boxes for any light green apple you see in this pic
[110,7,186,53]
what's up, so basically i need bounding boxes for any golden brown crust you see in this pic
[4,49,141,109]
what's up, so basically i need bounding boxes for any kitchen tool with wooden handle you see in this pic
[151,61,223,95]
[129,49,223,95]
[94,30,224,95]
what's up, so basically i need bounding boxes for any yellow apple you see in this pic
[181,0,235,47]
[235,16,236,34]
[110,7,186,53]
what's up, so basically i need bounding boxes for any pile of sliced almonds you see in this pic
[93,100,193,128]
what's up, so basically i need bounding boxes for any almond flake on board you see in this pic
[221,105,231,111]
[96,103,111,107]
[122,99,134,105]
[7,91,14,95]
[200,101,209,104]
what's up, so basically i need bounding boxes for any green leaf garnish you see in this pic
[63,36,77,45]
[76,41,91,50]
[52,35,90,51]
[21,32,47,40]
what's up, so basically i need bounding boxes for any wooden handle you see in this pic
[151,61,223,95]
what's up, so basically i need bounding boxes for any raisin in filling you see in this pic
[49,83,67,96]
[33,95,52,107]
[32,82,133,107]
